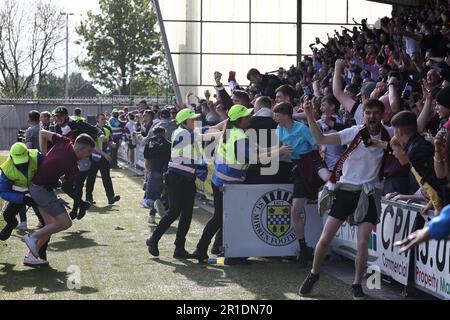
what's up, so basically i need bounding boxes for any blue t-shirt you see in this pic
[276,121,316,159]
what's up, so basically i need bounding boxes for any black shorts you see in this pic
[293,170,324,199]
[292,152,327,199]
[328,189,378,225]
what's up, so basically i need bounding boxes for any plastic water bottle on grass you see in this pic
[208,257,225,265]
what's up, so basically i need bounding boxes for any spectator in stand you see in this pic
[316,96,345,171]
[247,68,284,99]
[391,111,446,214]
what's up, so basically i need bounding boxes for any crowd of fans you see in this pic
[3,0,449,298]
[116,1,450,214]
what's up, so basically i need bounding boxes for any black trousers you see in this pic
[1,202,49,259]
[62,170,89,211]
[150,171,196,249]
[85,158,115,201]
[111,139,121,168]
[197,183,223,253]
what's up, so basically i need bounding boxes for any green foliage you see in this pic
[76,0,165,94]
[36,72,90,98]
[37,73,64,98]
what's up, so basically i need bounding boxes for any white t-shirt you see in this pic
[317,118,345,170]
[338,125,393,186]
[354,104,364,126]
[405,36,421,57]
[125,120,136,134]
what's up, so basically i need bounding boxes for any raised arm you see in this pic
[312,80,322,97]
[433,132,448,179]
[417,89,433,133]
[304,99,341,145]
[214,71,233,110]
[388,77,401,114]
[333,59,356,113]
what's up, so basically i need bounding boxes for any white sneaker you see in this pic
[140,198,150,209]
[16,222,28,231]
[148,215,156,224]
[23,254,49,267]
[154,199,167,218]
[22,233,39,258]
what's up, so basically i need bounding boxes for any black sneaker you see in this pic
[147,238,159,257]
[86,198,96,205]
[299,272,320,296]
[192,249,208,263]
[352,284,367,300]
[76,201,91,220]
[173,248,195,259]
[69,210,78,220]
[108,195,121,205]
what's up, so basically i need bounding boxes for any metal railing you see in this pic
[0,95,175,106]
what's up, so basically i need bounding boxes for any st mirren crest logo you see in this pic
[251,189,297,246]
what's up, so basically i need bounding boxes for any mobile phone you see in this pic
[402,83,413,99]
[361,127,372,147]
[303,87,313,100]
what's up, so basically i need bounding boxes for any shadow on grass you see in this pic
[150,256,302,299]
[48,230,108,252]
[0,263,98,295]
[87,205,119,214]
[148,225,178,235]
[151,259,229,288]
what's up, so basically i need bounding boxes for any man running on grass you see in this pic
[22,130,95,259]
[299,98,392,299]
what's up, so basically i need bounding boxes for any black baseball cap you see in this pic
[52,106,68,116]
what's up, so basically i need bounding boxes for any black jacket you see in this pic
[55,120,100,143]
[256,74,283,99]
[250,115,278,147]
[405,133,446,202]
[144,135,171,172]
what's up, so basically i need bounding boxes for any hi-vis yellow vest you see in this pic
[212,126,250,184]
[0,149,38,191]
[97,126,111,151]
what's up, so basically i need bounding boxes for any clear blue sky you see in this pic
[53,0,100,80]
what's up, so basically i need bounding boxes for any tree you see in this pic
[68,72,88,96]
[37,73,64,97]
[36,72,91,98]
[0,0,65,98]
[76,0,164,94]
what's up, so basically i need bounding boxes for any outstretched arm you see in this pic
[304,100,341,146]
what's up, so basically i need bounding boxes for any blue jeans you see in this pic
[145,171,164,216]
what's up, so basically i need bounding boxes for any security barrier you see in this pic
[222,185,449,300]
